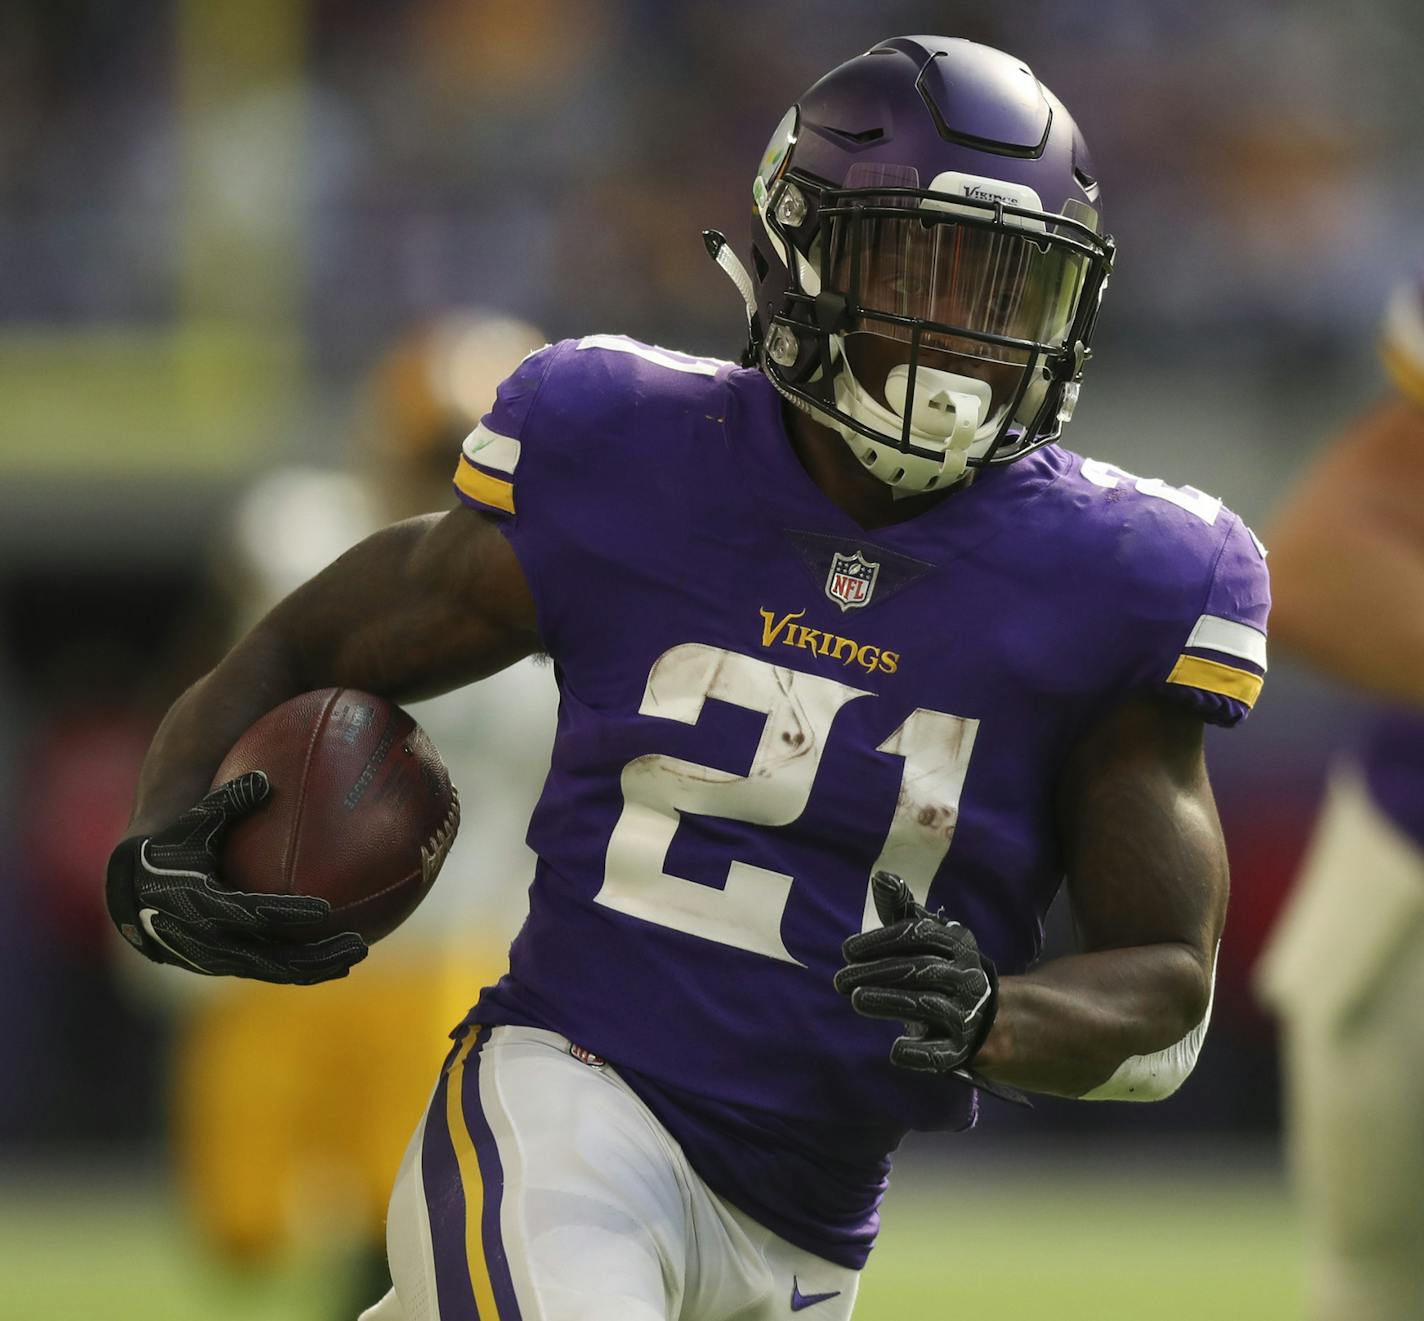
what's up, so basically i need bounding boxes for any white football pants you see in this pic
[1257,771,1424,1321]
[358,1024,861,1321]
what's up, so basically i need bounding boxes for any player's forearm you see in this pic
[971,942,1212,1098]
[129,535,439,835]
[129,513,536,836]
[127,531,413,835]
[128,624,310,837]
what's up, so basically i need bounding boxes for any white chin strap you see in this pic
[831,348,993,493]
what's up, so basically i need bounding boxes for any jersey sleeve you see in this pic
[447,335,727,671]
[450,339,586,656]
[1150,515,1271,726]
[451,341,561,522]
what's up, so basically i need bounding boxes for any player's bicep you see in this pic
[1057,697,1227,982]
[267,504,541,703]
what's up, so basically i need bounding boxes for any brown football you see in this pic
[211,688,459,943]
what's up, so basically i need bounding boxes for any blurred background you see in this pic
[1,1,1421,1317]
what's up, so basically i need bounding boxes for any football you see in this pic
[210,688,459,943]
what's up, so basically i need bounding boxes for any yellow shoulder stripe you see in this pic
[1167,654,1263,707]
[454,459,515,514]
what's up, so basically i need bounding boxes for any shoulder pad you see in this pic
[1067,454,1270,725]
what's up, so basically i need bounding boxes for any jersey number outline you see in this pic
[596,643,978,965]
[1080,457,1222,526]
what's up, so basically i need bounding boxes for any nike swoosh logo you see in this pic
[138,908,206,971]
[791,1275,842,1311]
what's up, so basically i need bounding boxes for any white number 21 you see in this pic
[596,643,979,965]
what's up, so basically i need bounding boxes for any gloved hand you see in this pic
[1382,268,1424,407]
[836,871,1027,1105]
[105,771,367,985]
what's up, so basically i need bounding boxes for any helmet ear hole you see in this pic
[752,245,769,282]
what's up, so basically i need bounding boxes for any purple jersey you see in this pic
[1360,707,1424,851]
[451,335,1270,1267]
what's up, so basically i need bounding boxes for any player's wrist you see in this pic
[104,835,165,963]
[964,974,1014,1074]
[969,952,1001,1054]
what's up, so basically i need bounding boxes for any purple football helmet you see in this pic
[711,36,1114,493]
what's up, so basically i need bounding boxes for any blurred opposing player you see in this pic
[105,38,1269,1320]
[172,314,556,1315]
[1255,274,1424,1321]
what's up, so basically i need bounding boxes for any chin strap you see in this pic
[703,231,760,348]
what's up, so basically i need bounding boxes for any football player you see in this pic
[105,38,1269,1321]
[1255,272,1424,1321]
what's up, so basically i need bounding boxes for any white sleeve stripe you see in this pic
[461,423,521,474]
[575,334,724,376]
[1186,614,1268,670]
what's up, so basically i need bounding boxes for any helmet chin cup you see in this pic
[830,353,990,493]
[883,364,991,447]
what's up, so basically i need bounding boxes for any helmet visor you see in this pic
[825,207,1092,358]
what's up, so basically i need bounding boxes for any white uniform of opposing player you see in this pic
[1255,277,1424,1321]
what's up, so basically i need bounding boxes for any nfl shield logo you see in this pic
[825,551,880,611]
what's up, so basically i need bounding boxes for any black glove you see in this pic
[835,871,1028,1106]
[105,771,367,985]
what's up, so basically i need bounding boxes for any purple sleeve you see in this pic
[447,334,712,666]
[449,339,590,655]
[1149,515,1271,727]
[451,341,563,524]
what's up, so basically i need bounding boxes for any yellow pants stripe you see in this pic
[446,1026,502,1318]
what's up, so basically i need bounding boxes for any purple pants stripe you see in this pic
[420,1026,522,1319]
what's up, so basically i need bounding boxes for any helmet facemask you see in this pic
[754,172,1112,494]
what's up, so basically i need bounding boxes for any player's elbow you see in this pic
[1170,948,1216,1037]
[1080,1038,1203,1102]
[1081,946,1218,1103]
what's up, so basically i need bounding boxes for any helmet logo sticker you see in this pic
[825,551,880,611]
[923,172,1046,230]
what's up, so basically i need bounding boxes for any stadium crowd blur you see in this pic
[2,0,1422,1211]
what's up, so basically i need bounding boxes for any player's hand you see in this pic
[1382,267,1424,407]
[104,771,368,985]
[835,871,999,1073]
